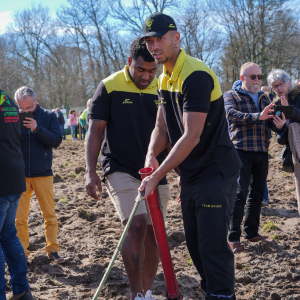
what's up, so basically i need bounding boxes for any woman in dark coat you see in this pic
[267,69,300,214]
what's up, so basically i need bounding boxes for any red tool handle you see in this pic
[139,168,182,300]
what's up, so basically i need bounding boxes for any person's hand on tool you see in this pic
[177,176,181,203]
[138,173,160,198]
[145,153,159,171]
[85,171,102,200]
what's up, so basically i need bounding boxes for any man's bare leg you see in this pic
[122,214,148,299]
[142,225,159,292]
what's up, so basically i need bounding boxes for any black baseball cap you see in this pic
[140,12,177,42]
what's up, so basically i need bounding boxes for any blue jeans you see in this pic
[71,125,76,139]
[82,127,86,140]
[264,181,269,200]
[59,124,66,139]
[0,193,29,299]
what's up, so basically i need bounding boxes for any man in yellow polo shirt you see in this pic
[85,38,170,300]
[139,13,242,300]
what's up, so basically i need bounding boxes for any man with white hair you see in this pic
[224,62,286,254]
[14,86,64,263]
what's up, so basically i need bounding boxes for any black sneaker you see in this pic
[11,289,35,300]
[262,199,269,207]
[48,251,64,263]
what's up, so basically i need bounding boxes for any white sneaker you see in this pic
[133,293,145,300]
[145,290,155,300]
[133,291,155,300]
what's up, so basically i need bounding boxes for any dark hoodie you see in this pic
[0,90,26,196]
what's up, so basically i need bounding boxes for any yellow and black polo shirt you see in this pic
[158,49,241,184]
[90,65,167,184]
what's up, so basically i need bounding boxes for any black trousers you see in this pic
[228,150,268,242]
[181,171,239,300]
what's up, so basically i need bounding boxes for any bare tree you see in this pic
[109,0,180,34]
[214,0,300,90]
[178,0,223,69]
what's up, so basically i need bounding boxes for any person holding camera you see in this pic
[14,86,64,263]
[267,69,300,214]
[224,62,286,254]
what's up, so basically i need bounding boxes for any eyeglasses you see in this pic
[242,74,263,80]
[19,102,35,112]
[272,82,286,90]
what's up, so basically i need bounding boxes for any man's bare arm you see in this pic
[140,111,207,197]
[85,119,107,200]
[165,142,181,176]
[145,106,169,170]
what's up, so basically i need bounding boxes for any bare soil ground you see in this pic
[6,136,300,300]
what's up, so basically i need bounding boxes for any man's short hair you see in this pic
[240,62,260,75]
[129,38,155,63]
[14,86,36,102]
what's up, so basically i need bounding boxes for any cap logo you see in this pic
[146,19,154,30]
[169,24,176,28]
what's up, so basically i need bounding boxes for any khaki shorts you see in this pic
[105,172,170,225]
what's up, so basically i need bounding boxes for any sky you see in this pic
[0,0,69,33]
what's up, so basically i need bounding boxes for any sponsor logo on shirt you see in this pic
[202,204,222,208]
[123,99,133,104]
[154,100,159,108]
[0,92,10,106]
[0,91,19,123]
[160,98,167,105]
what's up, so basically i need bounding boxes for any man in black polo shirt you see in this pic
[138,13,242,300]
[85,38,170,300]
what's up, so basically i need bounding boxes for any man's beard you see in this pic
[247,83,260,94]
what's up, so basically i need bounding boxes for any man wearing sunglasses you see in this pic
[224,62,286,254]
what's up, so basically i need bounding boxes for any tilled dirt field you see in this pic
[6,137,300,300]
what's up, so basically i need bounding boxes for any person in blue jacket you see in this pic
[14,86,64,263]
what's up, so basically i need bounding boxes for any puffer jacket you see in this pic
[276,84,300,145]
[20,104,62,177]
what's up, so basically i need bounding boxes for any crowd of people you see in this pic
[1,11,300,300]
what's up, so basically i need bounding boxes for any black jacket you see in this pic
[20,104,62,177]
[276,84,300,145]
[0,90,26,196]
[57,111,65,125]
